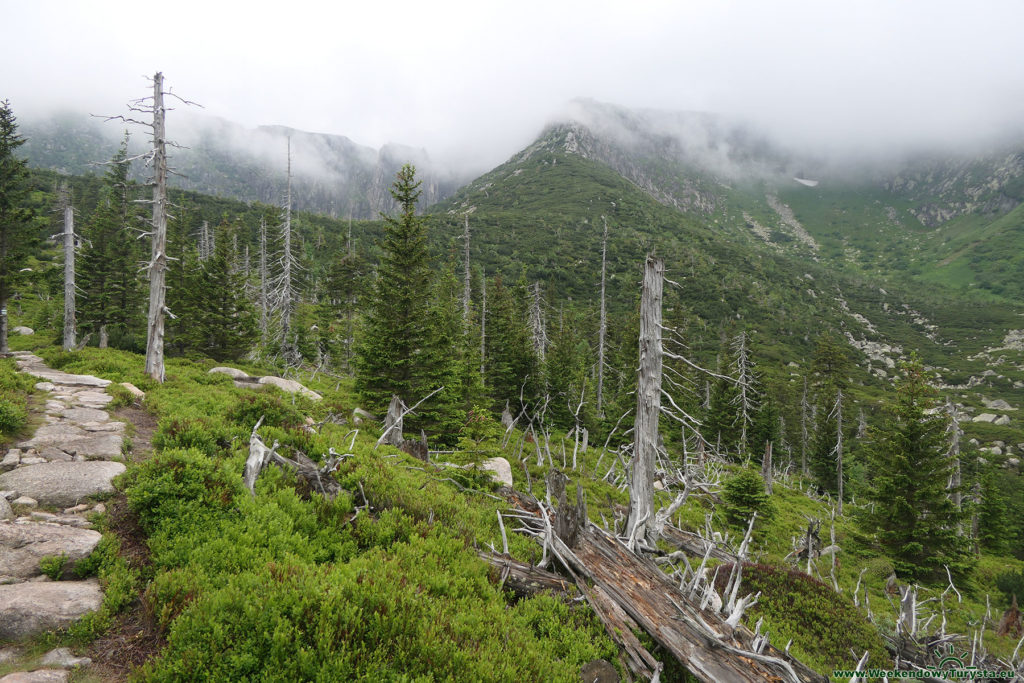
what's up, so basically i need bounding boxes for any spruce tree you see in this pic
[78,136,145,349]
[177,221,257,361]
[355,164,461,442]
[483,273,538,411]
[0,100,37,354]
[860,357,970,582]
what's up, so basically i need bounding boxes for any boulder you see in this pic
[0,496,12,521]
[973,413,998,423]
[34,382,55,392]
[0,461,125,508]
[479,457,513,487]
[12,497,37,508]
[209,366,251,380]
[40,647,91,669]
[580,660,619,683]
[0,580,102,640]
[11,326,33,336]
[984,398,1016,411]
[994,415,1011,426]
[257,376,322,401]
[1,451,18,472]
[0,672,70,683]
[0,522,101,580]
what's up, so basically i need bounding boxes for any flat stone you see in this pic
[71,391,112,406]
[11,326,34,336]
[209,366,250,380]
[64,434,123,460]
[0,497,12,521]
[479,457,513,487]
[40,647,92,669]
[63,504,90,515]
[0,579,102,640]
[18,458,46,466]
[21,370,109,388]
[1,452,19,472]
[12,498,37,508]
[0,461,125,507]
[37,448,73,462]
[19,423,89,448]
[0,672,70,683]
[60,407,109,423]
[257,375,322,400]
[973,413,998,423]
[0,522,101,580]
[79,421,124,433]
[35,382,56,392]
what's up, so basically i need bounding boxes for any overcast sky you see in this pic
[3,0,1024,169]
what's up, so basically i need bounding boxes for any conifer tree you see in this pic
[860,357,970,582]
[355,164,460,441]
[79,137,145,349]
[0,100,37,354]
[177,220,257,361]
[483,273,538,411]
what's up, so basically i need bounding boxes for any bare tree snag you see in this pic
[946,398,962,511]
[145,72,169,383]
[597,216,609,418]
[382,395,405,447]
[259,216,269,346]
[462,214,471,324]
[529,281,547,361]
[479,275,486,376]
[627,255,664,544]
[61,185,76,351]
[834,390,843,516]
[762,440,773,496]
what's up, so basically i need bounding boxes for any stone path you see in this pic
[1,352,126,676]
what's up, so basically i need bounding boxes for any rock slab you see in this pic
[0,522,101,580]
[0,671,70,683]
[480,457,513,487]
[0,461,125,508]
[0,580,102,640]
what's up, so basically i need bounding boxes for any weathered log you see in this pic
[478,551,573,600]
[552,522,823,682]
[659,525,737,563]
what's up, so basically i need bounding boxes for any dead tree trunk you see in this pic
[144,72,169,383]
[61,186,76,351]
[382,395,405,447]
[259,217,268,346]
[479,275,487,376]
[762,441,773,496]
[597,215,608,418]
[278,137,297,365]
[835,390,843,516]
[529,281,546,362]
[627,255,664,544]
[800,377,810,476]
[462,214,471,325]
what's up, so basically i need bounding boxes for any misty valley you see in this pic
[1,85,1023,682]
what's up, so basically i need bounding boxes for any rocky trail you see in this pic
[1,351,133,681]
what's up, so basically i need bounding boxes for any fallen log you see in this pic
[478,550,574,601]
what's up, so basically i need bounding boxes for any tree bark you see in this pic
[62,189,75,352]
[597,216,608,418]
[627,255,664,543]
[144,72,168,383]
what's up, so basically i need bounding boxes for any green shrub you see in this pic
[227,392,305,431]
[0,398,27,435]
[716,562,891,675]
[996,568,1024,605]
[39,554,68,580]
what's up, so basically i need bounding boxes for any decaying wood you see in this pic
[382,395,405,447]
[997,595,1022,638]
[627,255,664,544]
[61,187,76,352]
[144,72,169,383]
[478,550,573,601]
[246,418,346,500]
[559,523,822,682]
